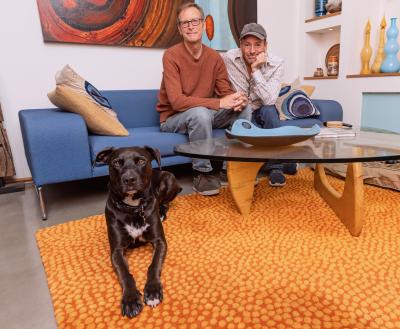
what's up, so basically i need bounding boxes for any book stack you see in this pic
[315,127,356,138]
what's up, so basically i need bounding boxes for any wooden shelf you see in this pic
[347,73,400,78]
[304,76,338,80]
[305,12,341,23]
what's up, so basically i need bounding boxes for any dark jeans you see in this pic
[253,105,282,129]
[252,105,284,172]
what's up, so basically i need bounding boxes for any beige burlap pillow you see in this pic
[48,85,129,136]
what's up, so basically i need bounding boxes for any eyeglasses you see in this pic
[179,18,203,29]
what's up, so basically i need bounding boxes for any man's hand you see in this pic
[220,92,246,110]
[232,92,248,112]
[251,52,267,72]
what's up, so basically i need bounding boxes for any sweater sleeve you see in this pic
[162,53,220,111]
[214,56,235,97]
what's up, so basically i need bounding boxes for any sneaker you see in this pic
[269,169,286,187]
[220,170,228,186]
[193,171,221,196]
[283,163,299,175]
[219,170,259,187]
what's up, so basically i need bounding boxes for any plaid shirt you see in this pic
[222,48,284,110]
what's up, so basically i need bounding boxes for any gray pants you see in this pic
[160,106,252,172]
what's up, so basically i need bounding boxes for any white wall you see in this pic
[258,0,300,82]
[0,1,300,179]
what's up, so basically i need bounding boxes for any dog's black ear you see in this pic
[144,146,161,169]
[94,147,115,166]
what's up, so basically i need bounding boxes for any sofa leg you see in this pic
[35,185,47,220]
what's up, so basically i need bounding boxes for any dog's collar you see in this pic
[122,196,141,207]
[110,194,147,219]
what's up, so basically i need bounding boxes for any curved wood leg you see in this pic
[314,163,364,236]
[227,161,264,216]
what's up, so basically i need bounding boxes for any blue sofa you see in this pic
[19,90,343,219]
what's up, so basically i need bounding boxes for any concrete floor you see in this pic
[0,165,193,329]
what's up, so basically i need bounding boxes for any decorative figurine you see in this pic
[360,20,372,75]
[371,16,387,73]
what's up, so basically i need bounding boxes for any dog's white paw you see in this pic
[145,298,161,308]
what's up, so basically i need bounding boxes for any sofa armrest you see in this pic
[19,109,92,186]
[312,99,343,123]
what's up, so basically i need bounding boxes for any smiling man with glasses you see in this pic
[157,2,252,196]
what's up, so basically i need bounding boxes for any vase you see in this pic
[381,17,400,73]
[371,16,387,73]
[315,0,328,17]
[360,20,373,74]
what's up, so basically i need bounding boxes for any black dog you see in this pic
[95,146,182,318]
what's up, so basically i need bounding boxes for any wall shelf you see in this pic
[347,73,400,78]
[305,12,341,23]
[304,76,338,80]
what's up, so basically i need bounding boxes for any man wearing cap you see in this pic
[222,23,298,187]
[157,2,252,196]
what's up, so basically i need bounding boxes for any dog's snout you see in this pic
[122,176,136,185]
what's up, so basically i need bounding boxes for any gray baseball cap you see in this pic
[240,23,267,40]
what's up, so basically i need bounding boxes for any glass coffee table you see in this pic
[174,130,400,236]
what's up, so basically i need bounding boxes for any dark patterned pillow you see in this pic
[276,79,320,120]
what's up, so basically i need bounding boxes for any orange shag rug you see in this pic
[36,169,400,329]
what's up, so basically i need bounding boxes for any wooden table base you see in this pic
[227,161,264,216]
[314,163,364,236]
[227,161,364,236]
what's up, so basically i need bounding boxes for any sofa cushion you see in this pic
[276,79,320,120]
[90,127,226,164]
[101,90,160,129]
[48,65,128,136]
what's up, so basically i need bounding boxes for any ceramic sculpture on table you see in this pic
[360,20,372,74]
[371,16,387,73]
[381,17,400,73]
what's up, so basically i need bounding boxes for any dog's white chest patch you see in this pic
[125,223,150,239]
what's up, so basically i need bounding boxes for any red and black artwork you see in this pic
[36,0,257,49]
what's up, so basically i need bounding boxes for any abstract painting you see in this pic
[197,0,257,50]
[36,0,257,50]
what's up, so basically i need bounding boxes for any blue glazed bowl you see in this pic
[225,119,320,147]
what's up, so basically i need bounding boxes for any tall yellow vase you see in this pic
[371,16,387,73]
[360,20,373,74]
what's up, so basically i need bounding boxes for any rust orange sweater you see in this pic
[157,43,234,123]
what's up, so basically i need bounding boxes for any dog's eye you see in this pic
[112,159,124,167]
[136,159,146,166]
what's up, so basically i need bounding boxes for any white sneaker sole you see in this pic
[269,181,286,187]
[192,187,220,196]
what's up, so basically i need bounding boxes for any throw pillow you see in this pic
[276,79,320,120]
[48,85,129,136]
[48,65,129,136]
